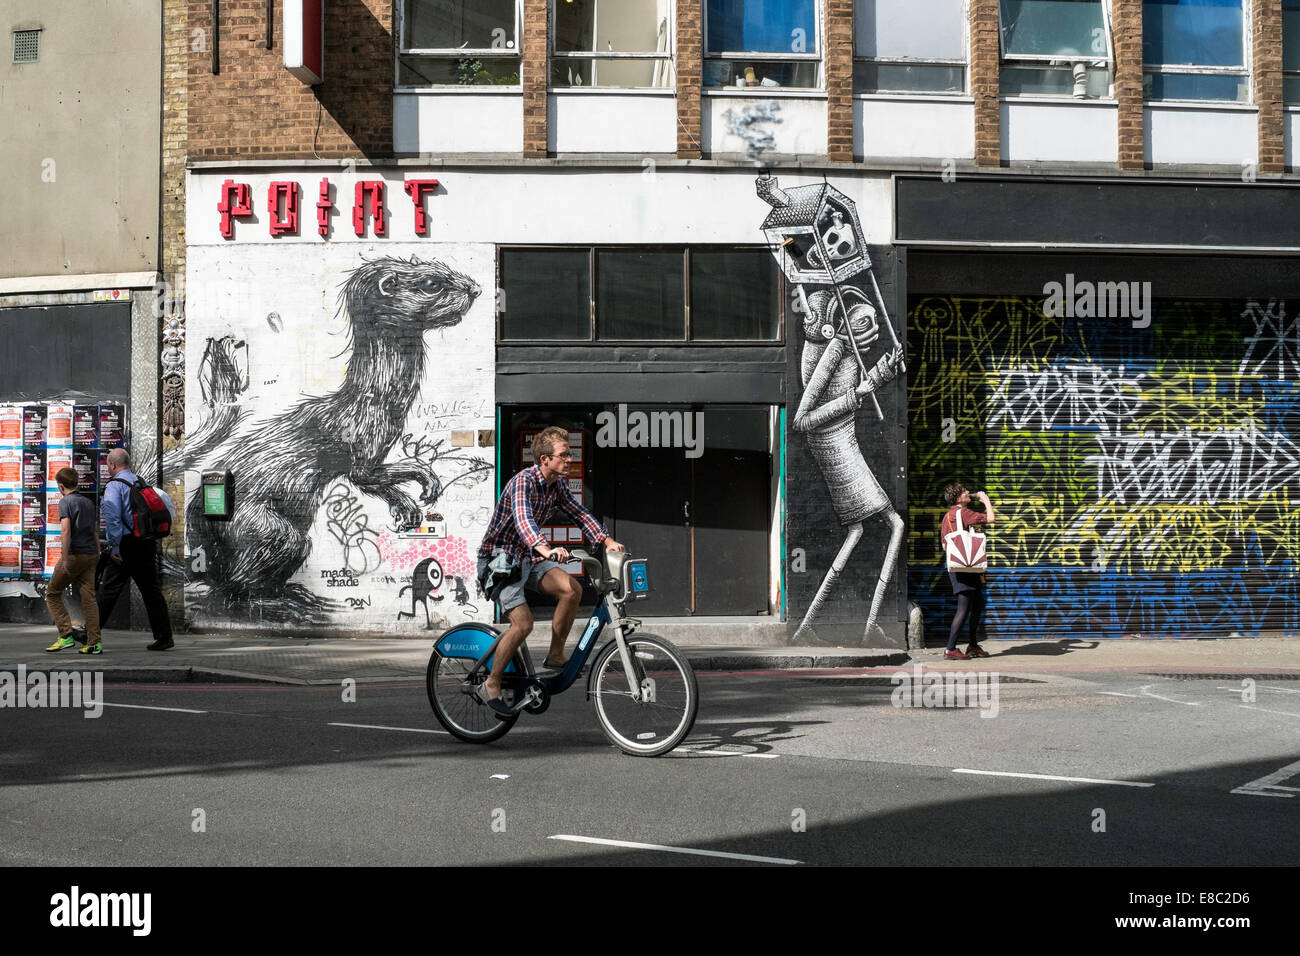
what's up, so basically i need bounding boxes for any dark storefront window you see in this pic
[499,248,591,339]
[690,249,780,340]
[598,250,686,340]
[499,246,781,343]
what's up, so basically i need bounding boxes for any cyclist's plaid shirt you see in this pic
[478,464,608,564]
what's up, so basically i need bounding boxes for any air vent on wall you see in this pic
[12,29,39,63]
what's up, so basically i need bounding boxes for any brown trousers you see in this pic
[46,553,101,644]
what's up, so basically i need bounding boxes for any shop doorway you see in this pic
[502,405,776,617]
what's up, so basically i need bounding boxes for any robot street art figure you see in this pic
[757,173,906,644]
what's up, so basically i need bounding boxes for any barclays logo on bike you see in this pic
[595,404,704,459]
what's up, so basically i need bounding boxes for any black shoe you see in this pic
[146,640,175,651]
[70,627,88,645]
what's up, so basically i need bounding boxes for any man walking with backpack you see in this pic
[98,448,176,650]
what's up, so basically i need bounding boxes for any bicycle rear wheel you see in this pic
[590,634,698,756]
[427,652,519,743]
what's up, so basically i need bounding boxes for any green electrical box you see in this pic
[201,470,234,520]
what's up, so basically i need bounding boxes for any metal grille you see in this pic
[13,30,39,63]
[1142,673,1300,682]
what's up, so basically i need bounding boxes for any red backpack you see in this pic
[110,477,172,540]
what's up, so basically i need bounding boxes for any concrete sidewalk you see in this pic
[2,623,1298,684]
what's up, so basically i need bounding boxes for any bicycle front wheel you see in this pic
[427,652,518,743]
[590,634,698,756]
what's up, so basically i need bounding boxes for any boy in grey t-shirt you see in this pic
[44,467,102,654]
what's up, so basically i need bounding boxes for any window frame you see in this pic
[550,0,677,91]
[703,0,826,91]
[1141,0,1252,103]
[997,0,1116,100]
[853,0,970,97]
[396,0,524,91]
[496,244,786,345]
[1287,0,1300,102]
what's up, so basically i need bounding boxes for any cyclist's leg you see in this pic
[537,567,582,663]
[484,601,532,701]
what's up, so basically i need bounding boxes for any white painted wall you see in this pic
[1001,101,1118,164]
[187,167,895,245]
[549,94,677,154]
[184,240,496,634]
[855,97,975,161]
[704,95,827,159]
[394,93,523,154]
[1145,106,1257,167]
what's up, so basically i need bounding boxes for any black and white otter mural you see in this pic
[183,246,495,632]
[757,175,907,647]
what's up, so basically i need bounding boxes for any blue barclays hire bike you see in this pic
[426,549,699,757]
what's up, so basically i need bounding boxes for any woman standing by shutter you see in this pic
[941,482,995,660]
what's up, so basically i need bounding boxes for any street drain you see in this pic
[1142,672,1300,681]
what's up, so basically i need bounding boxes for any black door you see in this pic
[611,444,692,615]
[691,408,772,614]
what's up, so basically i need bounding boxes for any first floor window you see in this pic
[854,0,967,95]
[1285,0,1300,101]
[1142,0,1247,102]
[553,0,676,89]
[704,0,822,89]
[398,0,522,87]
[999,0,1113,98]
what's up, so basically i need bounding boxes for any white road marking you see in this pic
[953,768,1155,788]
[678,747,779,759]
[548,834,801,865]
[1239,705,1300,720]
[1099,685,1199,706]
[1217,684,1300,696]
[100,702,206,714]
[328,722,446,735]
[491,774,510,779]
[1231,758,1300,798]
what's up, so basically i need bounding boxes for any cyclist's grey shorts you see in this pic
[477,556,567,614]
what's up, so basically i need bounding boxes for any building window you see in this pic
[12,28,40,64]
[854,0,966,94]
[1142,0,1247,102]
[398,0,522,87]
[552,0,676,89]
[1285,0,1300,101]
[499,247,781,342]
[999,0,1112,98]
[703,0,822,89]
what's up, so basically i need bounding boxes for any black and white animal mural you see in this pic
[182,251,495,630]
[757,175,906,645]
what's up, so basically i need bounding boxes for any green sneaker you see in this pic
[78,642,102,655]
[45,636,76,652]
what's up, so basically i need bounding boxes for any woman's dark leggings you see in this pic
[948,590,985,651]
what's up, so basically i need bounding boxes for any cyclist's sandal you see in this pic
[542,657,567,670]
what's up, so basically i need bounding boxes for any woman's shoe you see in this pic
[966,644,991,658]
[943,649,969,660]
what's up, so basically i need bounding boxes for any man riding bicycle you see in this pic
[477,426,624,716]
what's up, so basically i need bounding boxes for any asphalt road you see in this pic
[1,667,1297,867]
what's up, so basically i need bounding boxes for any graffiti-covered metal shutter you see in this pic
[907,295,1300,640]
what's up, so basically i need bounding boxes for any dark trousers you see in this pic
[97,538,173,642]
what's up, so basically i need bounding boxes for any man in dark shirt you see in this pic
[97,448,175,650]
[476,426,624,715]
[44,467,102,653]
